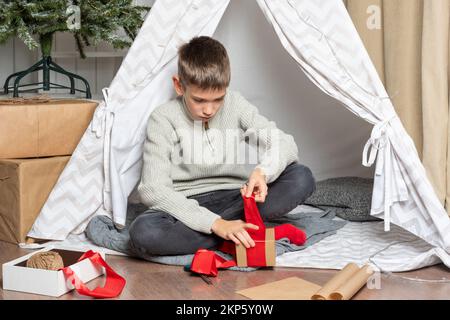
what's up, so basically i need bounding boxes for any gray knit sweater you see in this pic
[137,90,299,234]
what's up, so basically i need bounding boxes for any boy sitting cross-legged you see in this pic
[126,36,316,257]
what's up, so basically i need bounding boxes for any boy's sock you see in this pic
[274,224,307,246]
[85,215,132,255]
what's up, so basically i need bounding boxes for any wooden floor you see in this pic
[1,240,449,300]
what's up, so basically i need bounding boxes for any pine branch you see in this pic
[0,0,151,58]
[15,17,39,50]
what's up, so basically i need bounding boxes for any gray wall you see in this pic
[214,0,374,180]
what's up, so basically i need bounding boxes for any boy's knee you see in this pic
[289,162,316,199]
[129,213,168,256]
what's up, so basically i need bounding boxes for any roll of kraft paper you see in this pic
[236,262,375,300]
[311,263,374,300]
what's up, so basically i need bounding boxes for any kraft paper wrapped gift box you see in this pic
[0,156,70,244]
[235,228,276,267]
[0,99,98,158]
[233,195,276,268]
[2,246,106,297]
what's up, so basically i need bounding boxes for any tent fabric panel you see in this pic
[256,0,450,250]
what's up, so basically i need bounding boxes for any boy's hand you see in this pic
[211,218,259,248]
[240,168,268,203]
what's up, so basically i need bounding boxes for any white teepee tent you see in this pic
[28,0,450,258]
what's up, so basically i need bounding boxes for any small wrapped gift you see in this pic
[0,95,97,158]
[188,194,276,278]
[235,194,276,267]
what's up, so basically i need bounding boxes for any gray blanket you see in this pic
[86,203,346,271]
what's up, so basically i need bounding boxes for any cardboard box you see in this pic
[0,99,98,158]
[2,246,106,297]
[0,156,70,244]
[235,228,276,267]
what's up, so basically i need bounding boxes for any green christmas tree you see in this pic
[0,0,151,58]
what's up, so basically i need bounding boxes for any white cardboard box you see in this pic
[2,245,106,297]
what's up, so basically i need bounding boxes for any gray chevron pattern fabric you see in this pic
[28,0,450,261]
[276,218,450,272]
[27,107,106,240]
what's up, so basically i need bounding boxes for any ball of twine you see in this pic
[26,251,64,271]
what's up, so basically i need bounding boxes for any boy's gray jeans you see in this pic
[129,162,316,257]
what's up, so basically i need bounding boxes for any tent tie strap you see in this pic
[362,114,397,169]
[362,114,399,232]
[91,88,113,138]
[91,87,114,213]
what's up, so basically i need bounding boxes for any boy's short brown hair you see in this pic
[178,36,230,90]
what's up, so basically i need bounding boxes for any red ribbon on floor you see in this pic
[190,249,237,277]
[60,250,126,299]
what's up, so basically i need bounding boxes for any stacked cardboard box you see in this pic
[0,98,98,244]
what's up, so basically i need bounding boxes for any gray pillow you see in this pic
[304,177,380,222]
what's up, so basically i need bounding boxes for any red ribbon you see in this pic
[60,250,126,299]
[241,194,268,266]
[190,249,237,276]
[190,193,272,275]
[243,193,266,240]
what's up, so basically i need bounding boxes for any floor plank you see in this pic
[1,241,449,300]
